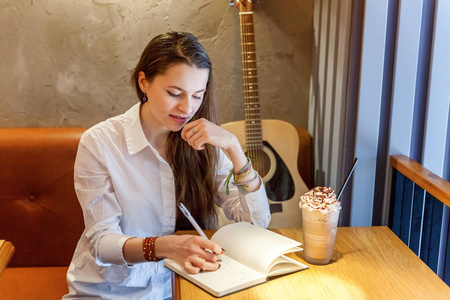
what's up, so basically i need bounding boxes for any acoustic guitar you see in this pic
[221,0,309,228]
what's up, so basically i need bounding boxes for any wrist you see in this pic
[224,136,241,156]
[226,143,248,171]
[154,235,168,260]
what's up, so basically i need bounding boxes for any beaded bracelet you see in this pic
[143,237,160,262]
[224,157,253,195]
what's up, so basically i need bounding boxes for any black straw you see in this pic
[337,158,358,201]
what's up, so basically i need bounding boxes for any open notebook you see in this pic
[164,222,308,297]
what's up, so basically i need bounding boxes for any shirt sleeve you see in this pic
[215,150,271,228]
[74,129,132,267]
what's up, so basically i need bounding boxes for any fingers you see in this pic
[183,259,221,274]
[181,121,206,150]
[180,120,200,140]
[173,235,225,274]
[183,261,201,274]
[185,133,205,150]
[182,118,237,151]
[181,126,199,141]
[193,236,224,258]
[184,237,223,274]
[182,118,230,150]
[187,238,220,261]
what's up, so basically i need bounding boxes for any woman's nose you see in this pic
[177,96,192,114]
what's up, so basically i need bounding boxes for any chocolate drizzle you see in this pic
[300,186,339,211]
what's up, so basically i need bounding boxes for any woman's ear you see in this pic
[138,71,148,93]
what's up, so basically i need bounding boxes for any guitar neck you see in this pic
[239,11,262,149]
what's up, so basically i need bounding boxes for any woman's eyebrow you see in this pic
[166,85,183,92]
[167,86,206,93]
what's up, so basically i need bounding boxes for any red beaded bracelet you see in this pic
[143,237,160,262]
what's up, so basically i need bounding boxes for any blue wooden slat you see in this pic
[444,217,450,285]
[421,193,434,264]
[427,196,444,273]
[438,206,449,280]
[400,178,414,244]
[410,186,425,255]
[391,170,404,236]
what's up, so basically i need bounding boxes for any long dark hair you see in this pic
[131,31,219,230]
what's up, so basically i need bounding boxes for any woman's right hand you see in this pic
[156,235,224,274]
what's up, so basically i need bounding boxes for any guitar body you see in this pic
[222,119,309,228]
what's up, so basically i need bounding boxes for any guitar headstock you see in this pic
[232,0,254,13]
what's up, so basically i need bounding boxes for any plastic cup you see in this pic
[301,206,340,265]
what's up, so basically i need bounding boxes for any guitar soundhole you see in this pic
[246,150,271,178]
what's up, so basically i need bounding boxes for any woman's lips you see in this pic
[170,114,189,124]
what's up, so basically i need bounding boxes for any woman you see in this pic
[64,31,270,299]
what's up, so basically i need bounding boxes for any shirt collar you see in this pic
[124,102,150,155]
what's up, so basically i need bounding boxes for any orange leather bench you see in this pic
[0,128,86,299]
[0,126,312,299]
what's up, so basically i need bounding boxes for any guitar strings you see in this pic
[240,12,265,176]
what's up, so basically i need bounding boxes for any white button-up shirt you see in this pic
[64,103,271,299]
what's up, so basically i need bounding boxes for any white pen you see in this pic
[178,203,222,262]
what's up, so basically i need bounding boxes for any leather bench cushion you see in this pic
[0,128,86,267]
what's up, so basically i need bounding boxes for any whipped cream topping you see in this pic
[300,186,340,212]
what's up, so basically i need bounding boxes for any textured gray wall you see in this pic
[0,0,312,128]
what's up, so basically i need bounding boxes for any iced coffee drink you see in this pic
[300,187,341,265]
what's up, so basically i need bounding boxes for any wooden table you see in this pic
[0,240,15,277]
[173,226,450,299]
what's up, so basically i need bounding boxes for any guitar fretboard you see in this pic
[239,12,262,150]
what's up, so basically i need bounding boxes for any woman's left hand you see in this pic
[181,118,239,151]
[182,118,261,193]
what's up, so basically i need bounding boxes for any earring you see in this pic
[141,93,148,104]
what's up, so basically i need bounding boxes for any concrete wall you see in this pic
[0,0,312,128]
